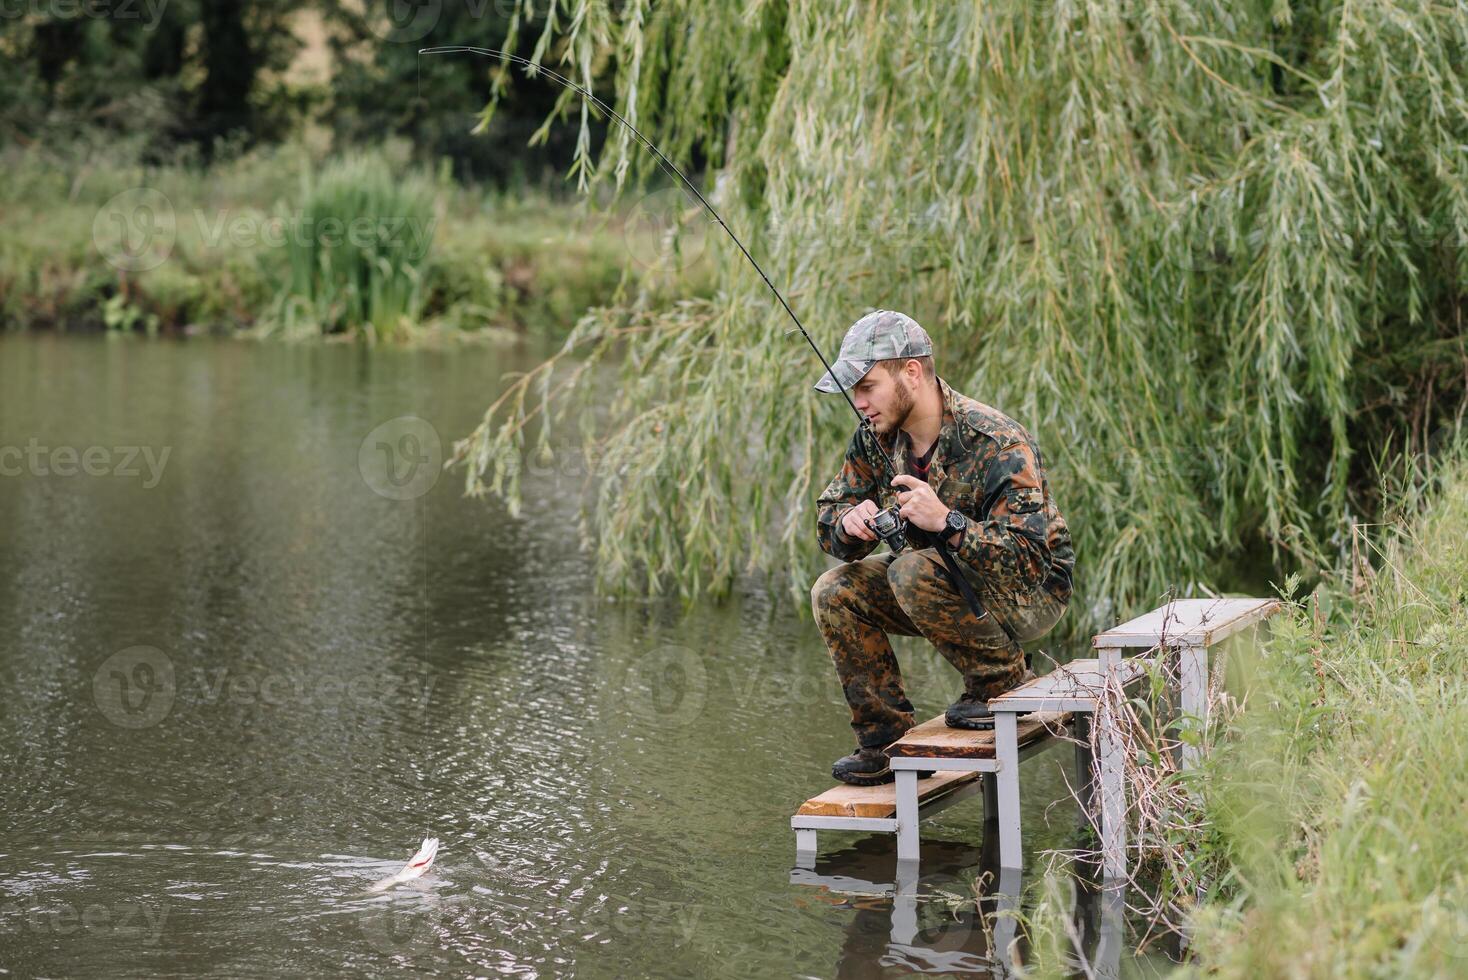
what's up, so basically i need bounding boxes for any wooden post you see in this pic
[995,711,1023,869]
[1095,646,1127,879]
[795,829,817,867]
[1178,642,1207,770]
[895,769,920,862]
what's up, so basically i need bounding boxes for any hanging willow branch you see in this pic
[451,0,1468,626]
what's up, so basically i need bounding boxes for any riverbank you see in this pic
[1009,443,1465,975]
[0,138,707,341]
[1182,443,1468,975]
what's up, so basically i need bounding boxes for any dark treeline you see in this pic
[0,0,615,185]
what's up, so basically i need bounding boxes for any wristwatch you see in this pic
[942,508,968,542]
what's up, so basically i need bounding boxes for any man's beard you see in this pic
[877,382,915,434]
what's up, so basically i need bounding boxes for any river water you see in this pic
[0,334,1171,977]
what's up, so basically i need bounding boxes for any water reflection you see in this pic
[791,834,1127,978]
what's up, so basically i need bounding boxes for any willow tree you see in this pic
[450,0,1468,629]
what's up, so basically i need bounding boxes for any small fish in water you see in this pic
[368,837,439,892]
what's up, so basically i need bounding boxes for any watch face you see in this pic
[946,510,966,532]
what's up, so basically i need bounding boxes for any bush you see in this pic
[262,152,442,343]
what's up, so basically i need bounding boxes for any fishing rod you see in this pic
[420,45,1009,634]
[418,46,890,465]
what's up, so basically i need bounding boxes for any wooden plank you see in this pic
[1091,597,1281,649]
[887,709,1070,759]
[796,769,977,818]
[989,659,1147,703]
[796,709,1072,817]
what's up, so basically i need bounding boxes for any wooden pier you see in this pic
[793,596,1283,878]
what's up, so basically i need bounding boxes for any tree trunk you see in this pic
[197,0,256,150]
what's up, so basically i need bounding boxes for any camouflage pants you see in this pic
[811,549,1068,748]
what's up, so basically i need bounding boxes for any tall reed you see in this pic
[268,153,441,342]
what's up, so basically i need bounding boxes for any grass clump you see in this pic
[260,153,441,342]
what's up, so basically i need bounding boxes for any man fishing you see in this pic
[424,50,1074,788]
[811,310,1075,786]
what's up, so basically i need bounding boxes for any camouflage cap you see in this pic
[813,310,933,393]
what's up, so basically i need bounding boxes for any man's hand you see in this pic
[839,499,881,541]
[891,475,950,533]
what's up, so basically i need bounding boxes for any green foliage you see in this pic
[0,138,664,339]
[450,0,1468,626]
[1007,439,1468,973]
[102,294,159,335]
[1172,440,1468,975]
[262,152,441,342]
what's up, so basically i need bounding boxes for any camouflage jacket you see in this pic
[815,377,1075,604]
